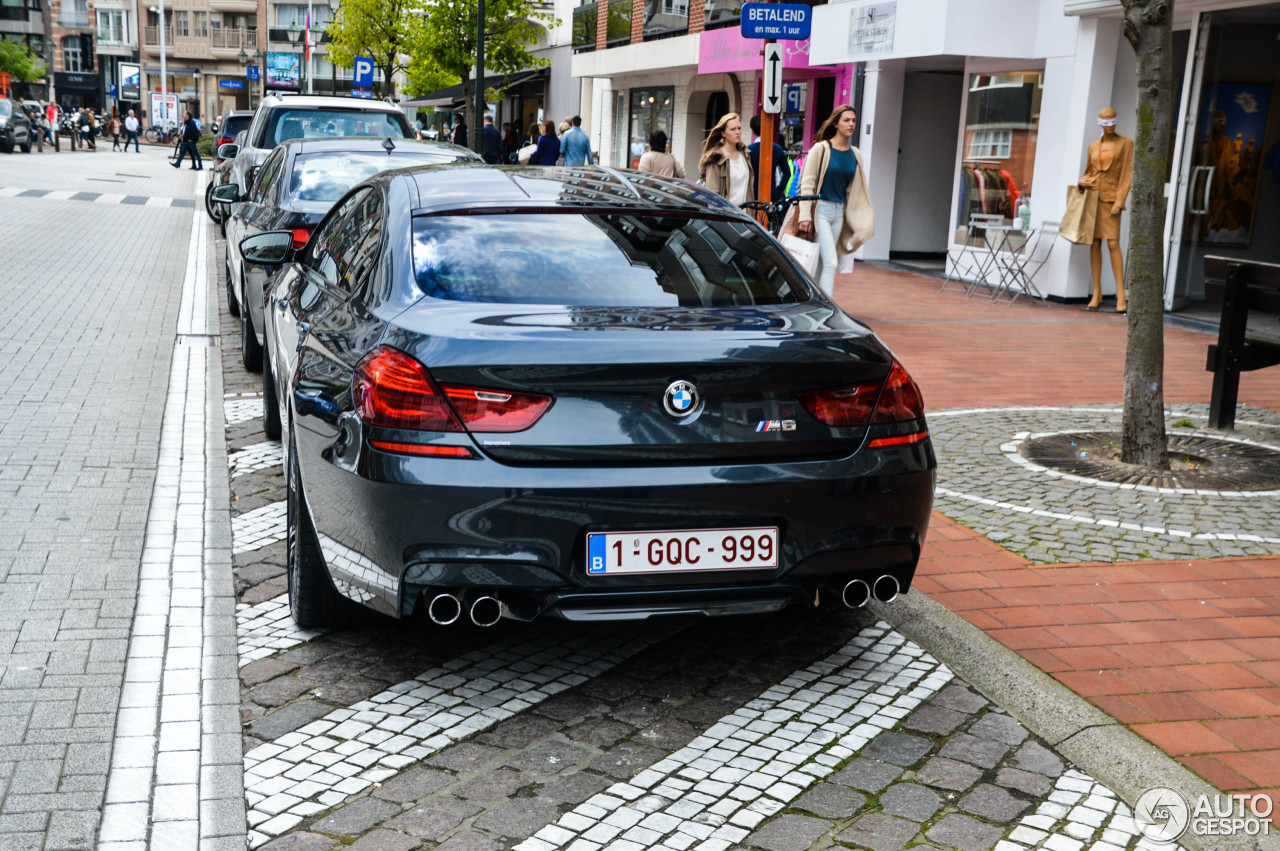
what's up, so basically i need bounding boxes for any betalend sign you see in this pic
[740,3,811,40]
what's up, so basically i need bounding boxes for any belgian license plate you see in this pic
[585,527,779,575]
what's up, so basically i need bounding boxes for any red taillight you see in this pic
[369,440,475,458]
[353,347,463,431]
[441,386,553,433]
[867,432,928,449]
[799,382,880,427]
[800,361,925,427]
[290,228,312,249]
[353,346,553,437]
[216,136,232,148]
[871,361,925,424]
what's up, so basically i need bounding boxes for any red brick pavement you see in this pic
[839,264,1280,804]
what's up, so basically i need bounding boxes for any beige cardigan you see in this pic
[782,140,875,255]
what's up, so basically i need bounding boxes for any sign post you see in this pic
[739,2,809,214]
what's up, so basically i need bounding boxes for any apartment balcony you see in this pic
[210,26,257,57]
[142,24,172,49]
[267,26,330,44]
[58,10,90,27]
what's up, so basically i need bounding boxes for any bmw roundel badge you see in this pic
[662,380,700,418]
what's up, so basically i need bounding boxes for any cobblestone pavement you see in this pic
[213,237,1200,851]
[0,148,192,847]
[931,406,1280,564]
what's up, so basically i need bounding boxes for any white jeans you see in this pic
[813,200,844,297]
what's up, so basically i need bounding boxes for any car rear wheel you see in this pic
[241,285,263,372]
[0,134,12,154]
[224,255,240,317]
[262,345,282,440]
[287,432,352,627]
[19,136,31,153]
[204,181,224,224]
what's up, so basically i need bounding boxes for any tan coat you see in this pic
[782,141,875,255]
[1080,135,1134,209]
[638,150,686,179]
[699,144,753,201]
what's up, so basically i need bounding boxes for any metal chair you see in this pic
[990,221,1058,305]
[941,213,1005,296]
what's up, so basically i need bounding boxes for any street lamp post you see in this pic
[237,47,260,108]
[474,0,485,157]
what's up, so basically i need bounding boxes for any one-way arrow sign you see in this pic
[763,43,783,114]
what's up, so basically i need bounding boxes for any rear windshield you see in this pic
[411,212,810,307]
[0,101,10,118]
[220,116,251,138]
[264,107,412,147]
[289,151,471,202]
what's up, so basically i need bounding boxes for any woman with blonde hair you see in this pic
[784,104,874,296]
[698,112,752,205]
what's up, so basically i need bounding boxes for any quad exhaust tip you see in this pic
[872,574,900,604]
[469,595,502,628]
[427,593,462,626]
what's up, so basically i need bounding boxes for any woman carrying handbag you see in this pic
[781,105,874,297]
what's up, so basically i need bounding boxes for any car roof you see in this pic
[262,94,402,113]
[277,136,479,160]
[397,165,747,218]
[222,110,254,120]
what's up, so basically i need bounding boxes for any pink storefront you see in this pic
[697,27,852,153]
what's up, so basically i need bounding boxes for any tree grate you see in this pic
[1018,432,1280,491]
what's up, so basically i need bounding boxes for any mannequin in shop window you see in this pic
[1078,107,1133,313]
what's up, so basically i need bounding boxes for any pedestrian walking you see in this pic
[561,115,594,167]
[698,112,752,206]
[526,121,541,147]
[533,119,560,166]
[481,114,502,164]
[79,108,96,150]
[123,110,140,152]
[109,114,122,151]
[171,111,203,170]
[500,122,517,163]
[450,115,468,149]
[45,102,58,150]
[637,130,685,179]
[784,105,874,297]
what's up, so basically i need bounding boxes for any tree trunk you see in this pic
[1118,0,1173,468]
[461,74,473,138]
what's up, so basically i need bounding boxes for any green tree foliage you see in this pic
[405,0,558,131]
[325,0,418,97]
[1117,0,1173,468]
[0,40,46,82]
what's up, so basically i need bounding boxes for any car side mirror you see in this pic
[211,183,241,205]
[217,143,238,160]
[240,231,294,267]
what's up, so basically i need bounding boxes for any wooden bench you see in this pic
[1204,256,1280,429]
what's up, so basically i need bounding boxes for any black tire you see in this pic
[20,137,31,153]
[205,181,224,224]
[0,135,12,154]
[241,285,263,372]
[224,255,240,317]
[263,345,282,441]
[287,433,350,627]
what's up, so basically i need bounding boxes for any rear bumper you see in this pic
[299,426,936,619]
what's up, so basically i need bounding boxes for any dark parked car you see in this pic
[0,98,33,154]
[240,165,935,630]
[205,111,255,225]
[216,136,479,379]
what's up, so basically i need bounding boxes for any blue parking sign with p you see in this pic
[353,56,375,89]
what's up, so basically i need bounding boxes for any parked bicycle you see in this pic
[143,123,178,145]
[740,194,821,236]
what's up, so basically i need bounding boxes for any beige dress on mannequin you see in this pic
[1078,108,1132,312]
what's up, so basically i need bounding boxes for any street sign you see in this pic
[762,43,783,114]
[109,84,117,99]
[353,56,375,89]
[350,89,374,99]
[740,3,811,40]
[219,80,245,89]
[246,66,260,81]
[785,84,803,114]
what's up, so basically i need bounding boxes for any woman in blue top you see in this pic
[533,119,561,166]
[784,105,875,297]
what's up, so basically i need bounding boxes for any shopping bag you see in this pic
[1060,186,1098,244]
[517,143,538,165]
[779,233,820,278]
[837,253,855,274]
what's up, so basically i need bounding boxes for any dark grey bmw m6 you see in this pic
[240,164,936,629]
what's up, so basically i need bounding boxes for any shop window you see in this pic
[955,70,1041,235]
[629,87,674,169]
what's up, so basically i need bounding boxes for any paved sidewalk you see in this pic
[841,264,1280,811]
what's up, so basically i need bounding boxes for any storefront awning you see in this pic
[401,69,545,109]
